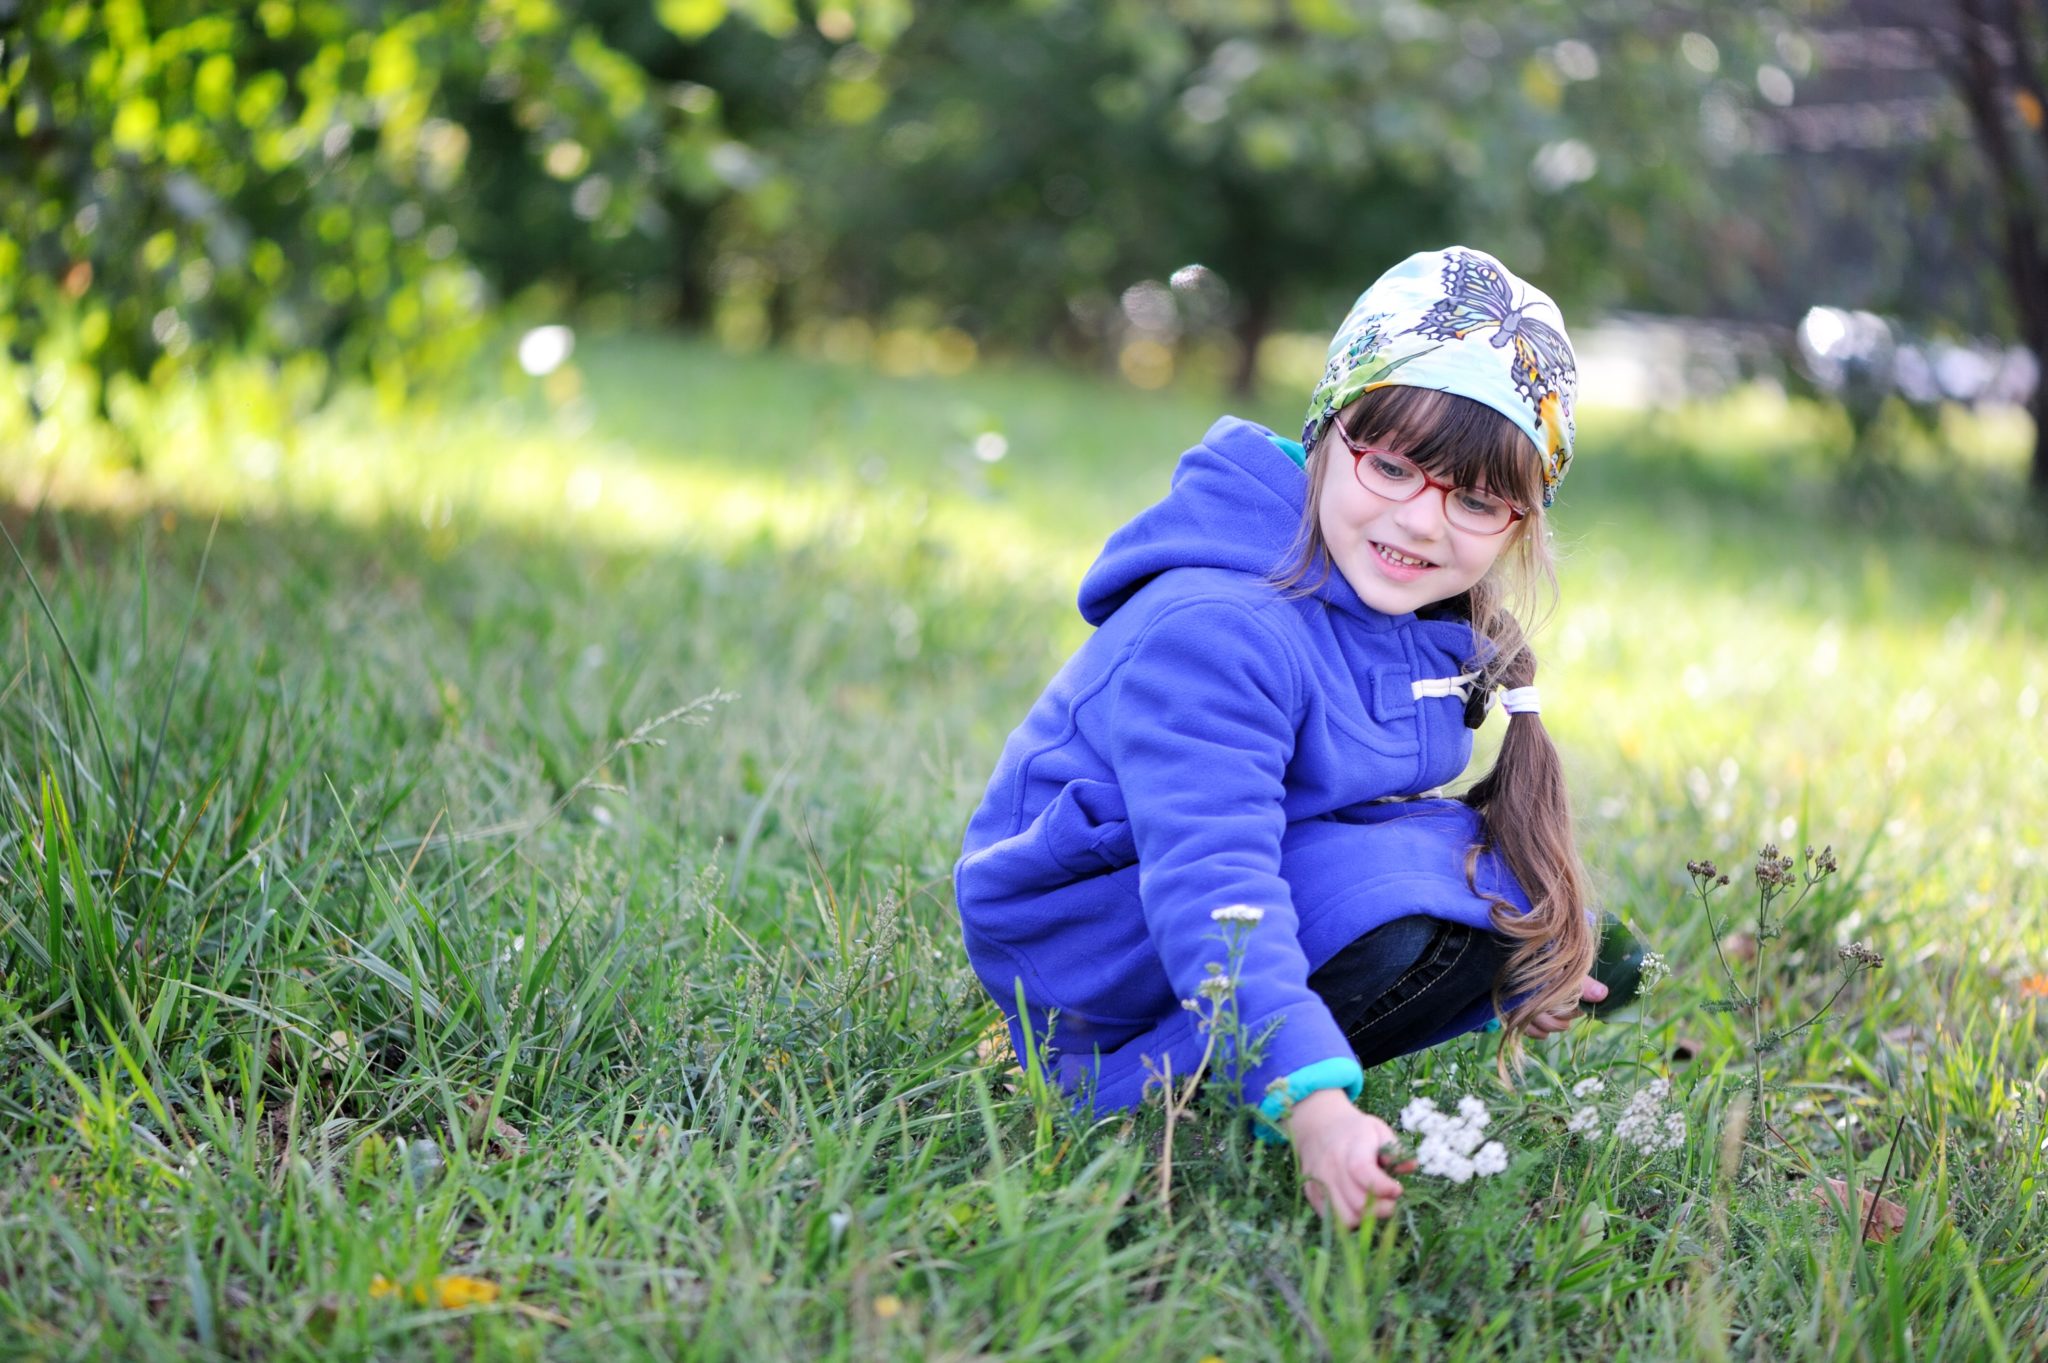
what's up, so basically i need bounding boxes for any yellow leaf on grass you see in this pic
[370,1273,502,1308]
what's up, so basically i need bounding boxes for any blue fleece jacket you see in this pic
[954,415,1537,1114]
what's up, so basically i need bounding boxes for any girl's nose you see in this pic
[1391,490,1449,540]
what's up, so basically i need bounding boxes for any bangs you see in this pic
[1338,386,1541,508]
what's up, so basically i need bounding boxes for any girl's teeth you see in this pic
[1378,544,1429,567]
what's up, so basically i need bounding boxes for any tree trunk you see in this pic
[765,273,794,346]
[1909,0,2048,505]
[1230,286,1272,399]
[664,194,715,330]
[2031,347,2048,500]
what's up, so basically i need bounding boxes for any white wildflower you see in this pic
[1571,1075,1606,1099]
[1401,1094,1509,1178]
[1197,975,1233,1002]
[1209,904,1265,924]
[1614,1078,1686,1155]
[1416,1134,1475,1182]
[1639,951,1671,992]
[1567,1105,1601,1136]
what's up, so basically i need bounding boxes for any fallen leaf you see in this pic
[2019,974,2048,1000]
[974,1020,1013,1067]
[460,1094,528,1159]
[976,1020,1023,1094]
[370,1273,502,1309]
[1809,1177,1908,1241]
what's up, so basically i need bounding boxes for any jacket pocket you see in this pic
[1040,778,1138,875]
[959,779,1137,908]
[956,779,1166,1027]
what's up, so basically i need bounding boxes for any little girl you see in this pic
[954,246,1609,1229]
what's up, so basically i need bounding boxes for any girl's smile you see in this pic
[1368,541,1439,580]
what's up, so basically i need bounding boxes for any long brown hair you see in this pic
[1275,385,1595,1088]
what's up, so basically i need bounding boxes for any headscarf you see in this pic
[1301,246,1580,507]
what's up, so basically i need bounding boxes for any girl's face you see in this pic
[1315,437,1519,616]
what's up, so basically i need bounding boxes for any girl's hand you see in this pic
[1286,1090,1418,1229]
[1529,975,1609,1037]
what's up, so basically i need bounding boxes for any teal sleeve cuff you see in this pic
[1250,1056,1366,1145]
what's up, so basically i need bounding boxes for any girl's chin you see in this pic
[1338,554,1476,615]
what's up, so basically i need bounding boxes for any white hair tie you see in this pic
[1500,686,1541,715]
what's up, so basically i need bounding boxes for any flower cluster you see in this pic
[1209,905,1265,924]
[1399,1095,1510,1182]
[1754,844,1799,891]
[1686,858,1731,886]
[1638,951,1671,993]
[1562,1075,1607,1137]
[1612,1078,1687,1155]
[1837,940,1885,969]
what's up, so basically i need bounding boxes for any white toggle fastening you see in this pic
[1411,672,1480,701]
[1501,686,1542,715]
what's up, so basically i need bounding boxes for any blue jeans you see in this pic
[1307,915,1510,1070]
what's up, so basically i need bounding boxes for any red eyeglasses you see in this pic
[1332,420,1529,536]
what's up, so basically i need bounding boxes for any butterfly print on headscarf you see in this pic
[1405,250,1577,418]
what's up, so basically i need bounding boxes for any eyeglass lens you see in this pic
[1352,452,1514,534]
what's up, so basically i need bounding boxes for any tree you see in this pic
[0,0,774,425]
[1870,0,2048,497]
[2,1,492,417]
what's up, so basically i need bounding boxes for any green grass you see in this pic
[1,333,2045,1360]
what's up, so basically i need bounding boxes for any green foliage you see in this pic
[0,0,802,421]
[2,0,496,412]
[6,0,1861,416]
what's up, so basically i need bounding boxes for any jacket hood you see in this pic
[1078,415,1385,628]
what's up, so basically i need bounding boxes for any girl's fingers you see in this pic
[1322,1176,1360,1228]
[1349,1149,1403,1201]
[1308,1172,1365,1229]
